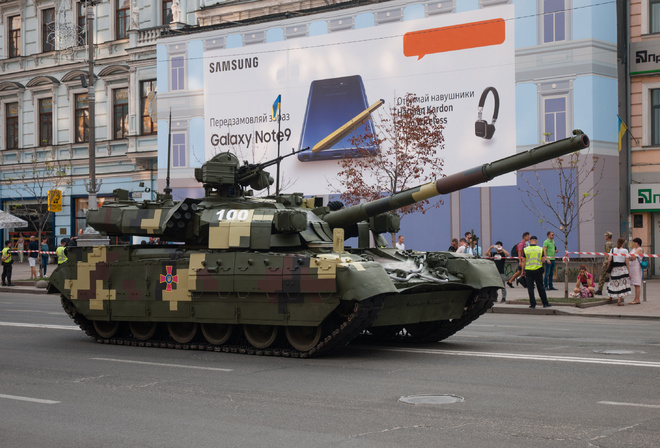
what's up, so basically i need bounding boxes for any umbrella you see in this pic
[0,210,28,229]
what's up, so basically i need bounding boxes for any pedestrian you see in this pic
[487,241,509,302]
[628,237,644,305]
[606,237,631,306]
[2,240,15,286]
[521,235,551,308]
[543,230,557,290]
[56,239,69,265]
[507,231,530,288]
[28,236,39,279]
[40,237,50,277]
[395,235,405,251]
[455,238,468,254]
[16,234,24,263]
[447,238,458,252]
[572,265,595,297]
[464,231,482,257]
[595,231,616,295]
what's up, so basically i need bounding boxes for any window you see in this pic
[42,8,55,52]
[543,97,567,142]
[543,0,565,43]
[171,56,185,90]
[6,102,19,149]
[8,15,21,58]
[651,89,660,145]
[77,2,86,46]
[39,98,53,146]
[117,0,130,39]
[163,0,173,25]
[140,80,157,135]
[652,0,660,34]
[113,88,129,139]
[75,93,89,143]
[172,133,186,167]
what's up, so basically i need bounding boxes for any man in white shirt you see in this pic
[395,235,405,251]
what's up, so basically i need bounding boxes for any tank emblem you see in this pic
[159,266,179,292]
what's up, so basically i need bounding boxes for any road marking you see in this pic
[0,394,60,404]
[364,347,660,368]
[599,401,660,409]
[0,321,78,330]
[91,357,233,372]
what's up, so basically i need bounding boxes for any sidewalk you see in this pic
[2,259,659,320]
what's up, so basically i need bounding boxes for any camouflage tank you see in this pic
[49,130,590,357]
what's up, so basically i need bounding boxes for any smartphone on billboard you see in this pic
[298,75,379,162]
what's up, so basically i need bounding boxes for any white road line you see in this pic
[0,394,60,404]
[599,401,660,409]
[91,357,233,372]
[0,321,78,330]
[364,347,660,368]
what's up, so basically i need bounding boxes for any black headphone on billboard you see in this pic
[475,87,499,140]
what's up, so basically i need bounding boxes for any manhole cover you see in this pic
[399,394,465,405]
[594,350,643,355]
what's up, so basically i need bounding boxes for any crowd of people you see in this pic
[396,229,647,308]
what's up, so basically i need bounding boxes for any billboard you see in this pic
[204,5,515,193]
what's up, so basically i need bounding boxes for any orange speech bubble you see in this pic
[403,18,506,60]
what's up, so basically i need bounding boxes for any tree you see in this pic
[519,146,604,298]
[3,157,71,278]
[330,93,445,246]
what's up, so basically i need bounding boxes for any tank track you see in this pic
[60,295,383,358]
[363,287,498,344]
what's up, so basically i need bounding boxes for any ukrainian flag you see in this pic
[618,114,628,152]
[272,95,281,120]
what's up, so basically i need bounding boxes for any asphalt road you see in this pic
[1,293,659,448]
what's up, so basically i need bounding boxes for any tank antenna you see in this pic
[165,108,172,196]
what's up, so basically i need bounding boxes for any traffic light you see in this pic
[48,189,62,212]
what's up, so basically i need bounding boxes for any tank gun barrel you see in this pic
[322,129,590,229]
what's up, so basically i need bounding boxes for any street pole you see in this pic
[85,1,98,210]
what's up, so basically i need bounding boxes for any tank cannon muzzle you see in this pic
[322,129,590,229]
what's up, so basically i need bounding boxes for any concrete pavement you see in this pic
[2,258,659,320]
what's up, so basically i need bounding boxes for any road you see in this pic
[1,293,658,448]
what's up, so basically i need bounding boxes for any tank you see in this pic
[49,130,590,357]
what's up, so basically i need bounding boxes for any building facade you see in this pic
[157,0,619,259]
[629,0,660,274]
[0,0,176,245]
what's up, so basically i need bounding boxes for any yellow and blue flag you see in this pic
[617,114,628,152]
[272,94,281,120]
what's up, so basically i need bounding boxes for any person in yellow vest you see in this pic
[56,240,68,265]
[2,240,15,286]
[521,235,551,308]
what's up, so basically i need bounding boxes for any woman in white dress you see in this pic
[606,237,631,305]
[628,237,644,305]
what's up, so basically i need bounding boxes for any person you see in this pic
[40,237,50,277]
[487,241,509,302]
[464,231,482,257]
[447,238,458,252]
[596,231,616,295]
[395,235,405,251]
[606,237,631,306]
[507,232,530,288]
[628,237,644,305]
[543,230,557,290]
[56,240,68,265]
[521,235,551,308]
[2,240,15,286]
[455,238,468,254]
[573,265,595,297]
[16,234,24,263]
[28,235,39,280]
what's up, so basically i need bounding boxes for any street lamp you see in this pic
[83,0,101,210]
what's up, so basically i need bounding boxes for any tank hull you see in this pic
[49,244,502,356]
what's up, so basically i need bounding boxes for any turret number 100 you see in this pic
[216,209,249,221]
